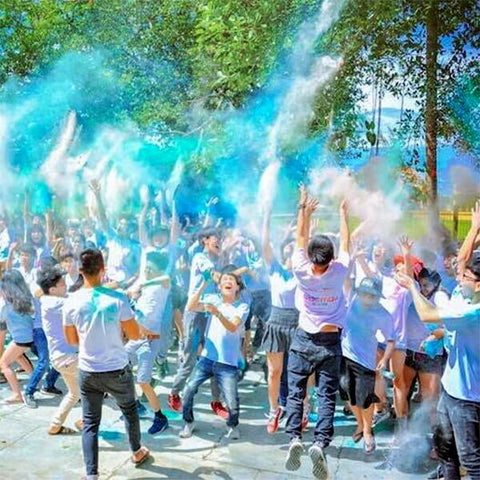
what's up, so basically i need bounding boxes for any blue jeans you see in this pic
[286,329,342,447]
[79,366,141,476]
[183,357,240,428]
[25,328,60,395]
[434,390,480,480]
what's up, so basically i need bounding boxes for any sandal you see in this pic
[352,430,364,443]
[364,434,376,454]
[48,426,77,435]
[2,397,23,405]
[132,446,150,467]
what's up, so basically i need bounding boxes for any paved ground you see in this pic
[0,356,438,480]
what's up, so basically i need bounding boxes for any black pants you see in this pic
[434,390,480,480]
[285,328,341,447]
[79,366,141,476]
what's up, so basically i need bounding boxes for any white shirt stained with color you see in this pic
[63,287,134,372]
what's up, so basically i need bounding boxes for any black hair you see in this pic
[37,265,64,294]
[307,234,334,266]
[59,252,75,262]
[0,270,34,315]
[79,248,105,276]
[199,227,219,245]
[38,256,58,270]
[20,244,37,258]
[418,268,442,298]
[220,264,245,291]
[466,253,480,279]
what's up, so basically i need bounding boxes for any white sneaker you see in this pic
[179,422,195,438]
[285,438,304,471]
[225,426,240,440]
[309,443,329,480]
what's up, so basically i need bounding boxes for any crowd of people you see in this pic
[0,181,478,480]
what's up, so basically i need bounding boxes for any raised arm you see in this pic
[296,185,313,250]
[261,205,274,266]
[395,272,441,324]
[23,188,31,244]
[457,199,480,275]
[203,196,219,228]
[89,180,109,232]
[186,281,208,312]
[138,190,150,247]
[339,199,350,255]
[45,209,55,248]
[398,235,414,278]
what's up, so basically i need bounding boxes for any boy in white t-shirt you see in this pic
[285,186,350,480]
[178,272,249,441]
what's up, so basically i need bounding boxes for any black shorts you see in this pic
[15,341,34,348]
[405,349,443,375]
[342,357,379,409]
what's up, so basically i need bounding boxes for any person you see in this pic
[37,264,83,434]
[396,201,480,480]
[260,203,298,434]
[125,251,171,435]
[63,249,150,480]
[0,270,34,404]
[168,227,227,416]
[89,180,141,290]
[341,276,395,454]
[178,272,249,440]
[284,186,349,480]
[59,252,83,292]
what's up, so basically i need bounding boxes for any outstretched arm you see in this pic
[89,180,109,232]
[261,205,274,266]
[398,235,414,279]
[296,185,317,250]
[339,199,350,255]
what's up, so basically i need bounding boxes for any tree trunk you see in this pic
[425,0,439,213]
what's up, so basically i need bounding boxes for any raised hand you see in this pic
[340,199,348,216]
[471,199,480,230]
[299,183,308,206]
[89,179,101,195]
[305,195,319,214]
[397,235,413,255]
[394,271,414,290]
[206,196,219,208]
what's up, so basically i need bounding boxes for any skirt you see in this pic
[261,306,299,353]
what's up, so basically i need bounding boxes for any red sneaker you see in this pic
[210,401,229,420]
[267,408,282,435]
[168,393,182,412]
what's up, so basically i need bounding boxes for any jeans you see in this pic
[279,351,289,408]
[79,366,141,476]
[171,311,220,400]
[286,328,342,447]
[434,390,480,480]
[183,357,240,428]
[25,328,60,395]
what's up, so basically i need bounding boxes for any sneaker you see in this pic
[279,406,286,421]
[23,393,38,409]
[285,438,304,471]
[309,442,329,480]
[427,465,444,479]
[372,409,390,427]
[168,393,182,412]
[225,426,240,440]
[41,386,63,395]
[211,401,229,420]
[148,415,169,435]
[267,408,282,435]
[179,422,195,439]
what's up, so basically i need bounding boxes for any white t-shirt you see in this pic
[63,286,134,372]
[293,248,349,333]
[200,294,249,367]
[135,283,171,334]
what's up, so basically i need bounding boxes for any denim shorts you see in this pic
[125,338,162,384]
[405,349,443,374]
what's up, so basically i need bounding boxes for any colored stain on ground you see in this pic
[99,430,124,441]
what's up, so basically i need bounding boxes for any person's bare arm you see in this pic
[262,205,274,267]
[296,185,318,250]
[204,304,242,333]
[89,180,109,232]
[339,199,350,255]
[45,210,55,248]
[63,325,79,345]
[457,199,480,276]
[398,235,414,278]
[395,272,441,323]
[121,318,141,340]
[186,281,208,312]
[138,200,149,247]
[378,340,395,370]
